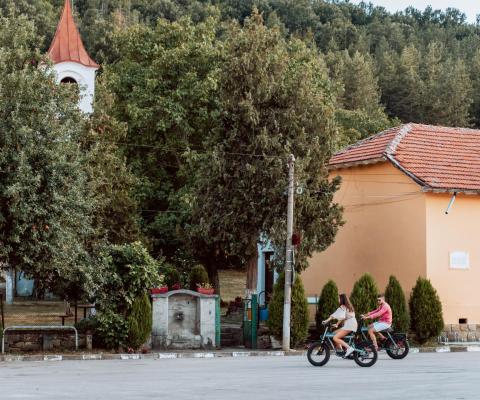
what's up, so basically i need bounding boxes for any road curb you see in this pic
[0,346,478,363]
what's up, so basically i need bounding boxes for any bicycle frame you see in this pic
[320,325,360,355]
[359,326,405,351]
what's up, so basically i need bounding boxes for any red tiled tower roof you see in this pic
[330,123,480,193]
[48,0,99,68]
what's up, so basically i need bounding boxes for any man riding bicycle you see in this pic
[361,294,392,351]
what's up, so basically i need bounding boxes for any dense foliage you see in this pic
[409,277,444,343]
[315,280,339,332]
[350,273,378,318]
[127,293,152,350]
[384,275,410,332]
[268,272,309,347]
[95,242,161,349]
[188,265,209,291]
[0,12,96,296]
[0,1,476,330]
[188,12,343,286]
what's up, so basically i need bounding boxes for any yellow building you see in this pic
[302,123,480,325]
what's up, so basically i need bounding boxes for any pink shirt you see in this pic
[366,303,392,324]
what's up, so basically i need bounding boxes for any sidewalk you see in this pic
[1,344,480,362]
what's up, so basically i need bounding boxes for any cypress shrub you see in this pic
[315,280,339,332]
[126,293,152,349]
[165,268,181,289]
[385,275,410,332]
[350,273,378,317]
[409,277,444,343]
[188,265,209,291]
[268,272,309,347]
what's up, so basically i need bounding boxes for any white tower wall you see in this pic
[53,61,97,114]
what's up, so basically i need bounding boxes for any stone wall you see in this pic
[3,330,87,352]
[442,324,480,342]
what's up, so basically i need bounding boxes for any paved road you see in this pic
[1,352,479,400]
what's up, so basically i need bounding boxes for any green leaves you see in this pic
[267,272,309,347]
[315,280,339,332]
[409,277,444,343]
[189,11,342,273]
[350,273,378,318]
[385,275,410,333]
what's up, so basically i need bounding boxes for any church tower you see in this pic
[48,0,99,113]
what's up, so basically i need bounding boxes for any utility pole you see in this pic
[282,154,295,351]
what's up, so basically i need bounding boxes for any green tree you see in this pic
[126,292,152,349]
[101,15,222,268]
[83,106,141,246]
[188,11,343,286]
[384,276,410,332]
[341,51,381,114]
[95,242,161,349]
[409,277,444,343]
[315,280,339,332]
[188,265,209,291]
[268,272,309,347]
[350,273,378,318]
[381,46,424,122]
[0,12,97,296]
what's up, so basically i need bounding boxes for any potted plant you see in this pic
[197,283,215,295]
[150,274,168,294]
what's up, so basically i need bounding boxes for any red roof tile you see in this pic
[330,123,480,192]
[48,0,99,68]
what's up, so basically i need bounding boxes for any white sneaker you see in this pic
[345,347,354,357]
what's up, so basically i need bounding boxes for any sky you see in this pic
[350,1,480,23]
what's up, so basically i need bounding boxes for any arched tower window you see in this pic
[60,76,77,84]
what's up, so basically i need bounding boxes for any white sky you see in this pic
[350,1,479,23]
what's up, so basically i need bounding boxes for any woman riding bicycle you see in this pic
[322,294,358,358]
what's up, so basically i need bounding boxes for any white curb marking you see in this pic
[44,355,63,361]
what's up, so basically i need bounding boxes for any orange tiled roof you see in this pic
[48,0,99,68]
[330,123,480,192]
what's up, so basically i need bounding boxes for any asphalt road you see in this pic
[1,352,479,400]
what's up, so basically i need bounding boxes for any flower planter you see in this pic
[170,283,181,291]
[150,287,168,294]
[197,287,215,295]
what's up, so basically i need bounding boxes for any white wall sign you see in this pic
[449,251,470,270]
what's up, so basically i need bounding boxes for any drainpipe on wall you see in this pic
[445,192,457,215]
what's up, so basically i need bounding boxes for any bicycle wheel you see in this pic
[353,341,378,367]
[386,336,410,360]
[307,341,330,367]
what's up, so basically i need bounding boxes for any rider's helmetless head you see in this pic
[377,294,385,305]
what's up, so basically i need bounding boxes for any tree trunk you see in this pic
[205,261,220,297]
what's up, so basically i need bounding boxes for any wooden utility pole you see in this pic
[282,154,295,351]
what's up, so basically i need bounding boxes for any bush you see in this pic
[74,316,99,334]
[188,265,209,291]
[409,277,444,343]
[315,280,339,332]
[164,268,181,289]
[350,273,378,318]
[96,309,129,349]
[94,242,161,349]
[268,272,309,347]
[385,276,410,332]
[127,293,152,349]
